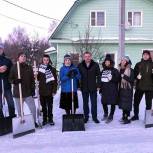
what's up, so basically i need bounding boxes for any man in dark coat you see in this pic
[0,43,16,118]
[9,52,38,127]
[131,50,153,121]
[100,54,120,123]
[78,51,101,123]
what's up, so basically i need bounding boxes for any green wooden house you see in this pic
[49,0,153,70]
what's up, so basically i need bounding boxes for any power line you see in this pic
[0,13,48,30]
[1,0,60,21]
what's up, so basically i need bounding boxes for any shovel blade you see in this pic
[62,114,85,132]
[13,114,35,138]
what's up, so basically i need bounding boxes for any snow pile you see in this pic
[0,90,153,153]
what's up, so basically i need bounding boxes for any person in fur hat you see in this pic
[100,54,120,123]
[118,56,134,124]
[131,50,153,121]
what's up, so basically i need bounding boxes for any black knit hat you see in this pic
[102,54,115,67]
[64,54,71,60]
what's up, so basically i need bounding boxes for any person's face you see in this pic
[64,59,71,66]
[143,53,150,61]
[0,48,4,55]
[105,60,111,67]
[43,57,49,65]
[83,53,92,63]
[18,54,26,63]
[121,59,127,66]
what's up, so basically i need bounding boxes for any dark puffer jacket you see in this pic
[118,68,134,111]
[134,59,153,91]
[78,60,101,92]
[9,63,35,98]
[100,67,120,105]
[0,54,12,92]
[37,65,57,96]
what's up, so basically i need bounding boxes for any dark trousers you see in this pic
[40,95,53,122]
[82,91,97,120]
[102,104,115,117]
[0,89,15,118]
[134,89,153,117]
[122,110,130,119]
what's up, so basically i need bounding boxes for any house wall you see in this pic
[56,43,153,70]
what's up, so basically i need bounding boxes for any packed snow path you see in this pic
[1,90,153,153]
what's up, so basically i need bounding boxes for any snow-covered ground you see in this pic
[1,90,153,153]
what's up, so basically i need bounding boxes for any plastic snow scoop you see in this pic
[34,60,42,128]
[62,77,85,132]
[0,79,12,136]
[144,110,153,128]
[12,61,35,138]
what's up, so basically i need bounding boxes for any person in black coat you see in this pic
[0,43,16,118]
[78,51,101,124]
[118,56,134,124]
[131,50,153,121]
[100,54,120,123]
[37,54,58,126]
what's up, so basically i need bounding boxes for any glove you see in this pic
[67,69,78,78]
[13,79,22,84]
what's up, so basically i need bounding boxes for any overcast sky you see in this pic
[0,0,75,40]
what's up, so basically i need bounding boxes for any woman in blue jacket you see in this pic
[59,54,81,115]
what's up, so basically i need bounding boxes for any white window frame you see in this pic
[127,11,143,27]
[90,10,106,27]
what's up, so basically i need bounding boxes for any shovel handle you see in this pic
[17,61,24,121]
[71,78,75,115]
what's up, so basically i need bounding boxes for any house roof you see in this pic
[49,0,84,39]
[50,0,153,40]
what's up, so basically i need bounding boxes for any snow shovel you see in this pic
[144,109,153,128]
[62,76,85,132]
[34,60,42,128]
[12,61,35,138]
[0,79,12,136]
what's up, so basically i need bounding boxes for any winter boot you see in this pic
[101,114,108,121]
[84,117,89,124]
[49,118,55,126]
[105,115,113,124]
[93,118,100,124]
[131,115,139,121]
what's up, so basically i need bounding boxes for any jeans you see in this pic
[82,91,97,120]
[0,89,15,118]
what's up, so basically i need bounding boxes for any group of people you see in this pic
[60,51,153,125]
[0,42,153,129]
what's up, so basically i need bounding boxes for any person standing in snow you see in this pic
[78,51,101,124]
[59,54,81,115]
[118,56,134,124]
[100,54,120,123]
[0,43,16,118]
[37,54,57,126]
[9,52,38,128]
[131,50,153,121]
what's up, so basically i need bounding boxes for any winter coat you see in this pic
[0,54,12,92]
[60,64,81,93]
[134,59,153,91]
[37,64,57,96]
[100,67,120,105]
[78,60,101,92]
[118,68,134,111]
[9,63,35,98]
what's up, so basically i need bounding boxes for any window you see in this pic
[70,53,79,66]
[128,11,142,27]
[90,11,105,27]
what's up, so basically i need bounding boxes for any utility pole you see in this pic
[118,0,125,63]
